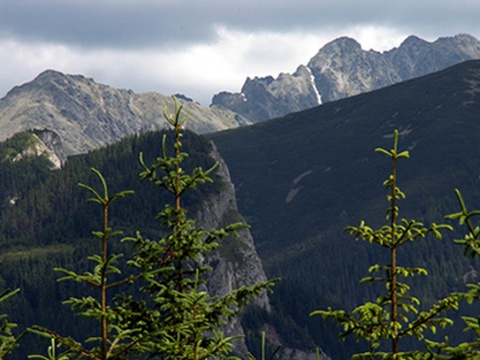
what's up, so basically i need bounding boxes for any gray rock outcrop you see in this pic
[195,144,270,356]
[33,128,67,167]
[1,129,65,170]
[196,144,329,359]
[211,65,319,122]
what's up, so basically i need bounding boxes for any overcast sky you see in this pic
[1,0,479,106]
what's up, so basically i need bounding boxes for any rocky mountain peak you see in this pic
[212,67,319,123]
[0,70,249,156]
[7,69,81,97]
[318,36,363,55]
[33,69,64,81]
[437,33,479,45]
[243,75,275,90]
[35,69,73,81]
[400,35,430,48]
[437,33,480,55]
[211,34,480,123]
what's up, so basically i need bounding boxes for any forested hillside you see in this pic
[210,59,480,358]
[0,129,277,358]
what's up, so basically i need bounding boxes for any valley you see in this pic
[1,34,480,359]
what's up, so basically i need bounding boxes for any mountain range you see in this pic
[2,33,480,359]
[212,33,480,122]
[0,70,250,156]
[1,34,480,159]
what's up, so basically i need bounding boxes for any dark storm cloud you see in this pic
[0,1,218,49]
[1,0,479,50]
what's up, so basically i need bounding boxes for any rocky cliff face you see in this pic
[199,145,270,309]
[211,34,480,123]
[195,144,270,357]
[196,143,329,360]
[0,129,65,170]
[0,70,250,156]
[211,65,319,122]
[33,129,67,167]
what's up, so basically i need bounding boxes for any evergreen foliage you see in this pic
[311,130,458,359]
[0,120,248,358]
[0,288,23,358]
[430,189,480,358]
[28,99,274,359]
[29,167,144,359]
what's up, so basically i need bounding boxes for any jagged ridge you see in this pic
[212,34,480,123]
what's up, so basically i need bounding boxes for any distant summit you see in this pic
[2,34,480,156]
[211,34,480,123]
[0,70,249,155]
[211,64,318,123]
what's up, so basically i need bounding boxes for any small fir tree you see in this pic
[30,168,145,359]
[30,98,274,359]
[311,130,458,359]
[123,98,274,359]
[433,189,480,358]
[0,288,23,358]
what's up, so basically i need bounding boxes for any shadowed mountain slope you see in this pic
[209,60,480,356]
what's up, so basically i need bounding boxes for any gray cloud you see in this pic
[0,1,217,49]
[1,1,479,50]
